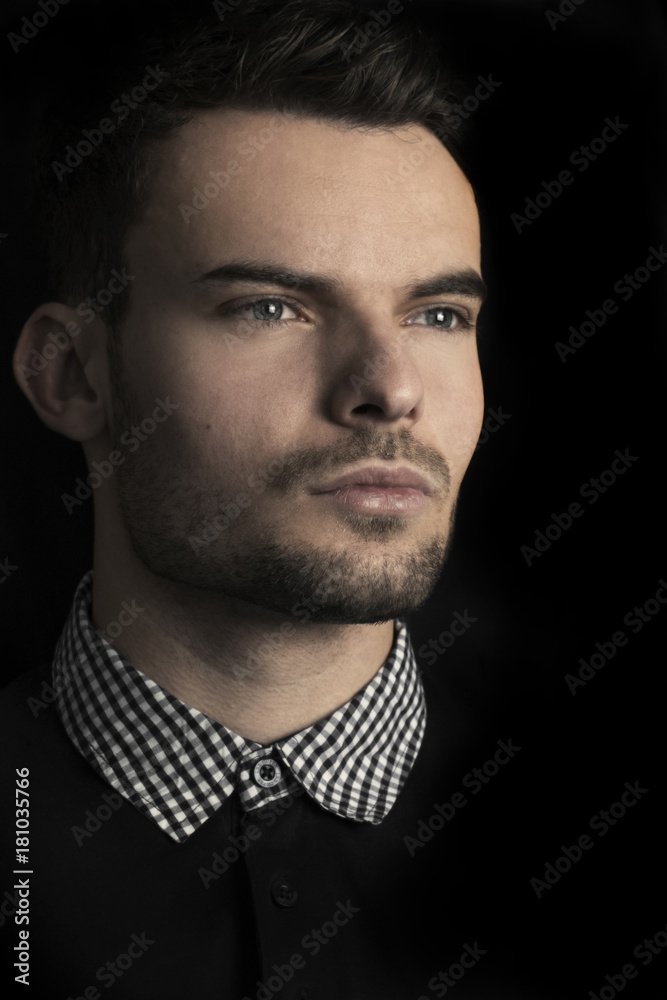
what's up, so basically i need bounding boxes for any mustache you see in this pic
[264,426,451,497]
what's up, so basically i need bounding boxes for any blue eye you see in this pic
[221,297,300,326]
[218,297,473,334]
[426,308,453,328]
[251,300,284,321]
[409,307,471,331]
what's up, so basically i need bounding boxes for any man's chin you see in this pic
[278,592,433,626]
[216,537,447,625]
[310,510,414,542]
[124,510,452,626]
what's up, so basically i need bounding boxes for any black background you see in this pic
[0,0,665,995]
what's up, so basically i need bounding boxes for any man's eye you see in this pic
[407,306,472,331]
[221,297,300,324]
[219,299,472,332]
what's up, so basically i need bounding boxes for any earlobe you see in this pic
[13,301,108,442]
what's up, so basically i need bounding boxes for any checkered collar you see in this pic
[53,571,426,843]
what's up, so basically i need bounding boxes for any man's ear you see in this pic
[13,302,109,442]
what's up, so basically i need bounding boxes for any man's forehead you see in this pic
[149,107,473,208]
[132,108,480,282]
[166,107,450,169]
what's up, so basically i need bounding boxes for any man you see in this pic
[2,1,560,997]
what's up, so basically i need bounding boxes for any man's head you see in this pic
[14,0,486,625]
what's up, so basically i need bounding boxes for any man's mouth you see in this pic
[310,465,434,513]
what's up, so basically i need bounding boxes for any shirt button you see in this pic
[271,880,298,907]
[253,757,282,788]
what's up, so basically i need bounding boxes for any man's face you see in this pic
[106,109,484,623]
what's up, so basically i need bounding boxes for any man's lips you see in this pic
[309,465,435,496]
[308,466,435,513]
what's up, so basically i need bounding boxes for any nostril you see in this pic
[352,403,383,415]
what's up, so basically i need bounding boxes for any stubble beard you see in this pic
[107,341,458,624]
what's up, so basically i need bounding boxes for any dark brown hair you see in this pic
[35,0,469,336]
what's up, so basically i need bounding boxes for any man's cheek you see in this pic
[447,408,483,467]
[462,388,486,462]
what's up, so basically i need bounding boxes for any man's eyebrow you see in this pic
[402,269,487,304]
[191,260,487,303]
[191,261,342,295]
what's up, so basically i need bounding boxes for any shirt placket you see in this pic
[237,744,293,812]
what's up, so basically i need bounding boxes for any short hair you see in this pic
[35,0,470,337]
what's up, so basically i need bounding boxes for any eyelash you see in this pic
[219,296,474,333]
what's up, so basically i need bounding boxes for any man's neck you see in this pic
[91,554,395,745]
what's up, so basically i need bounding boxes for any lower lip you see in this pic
[312,485,428,513]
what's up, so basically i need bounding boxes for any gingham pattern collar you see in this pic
[53,571,426,843]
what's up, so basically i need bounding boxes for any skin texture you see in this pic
[15,110,485,743]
